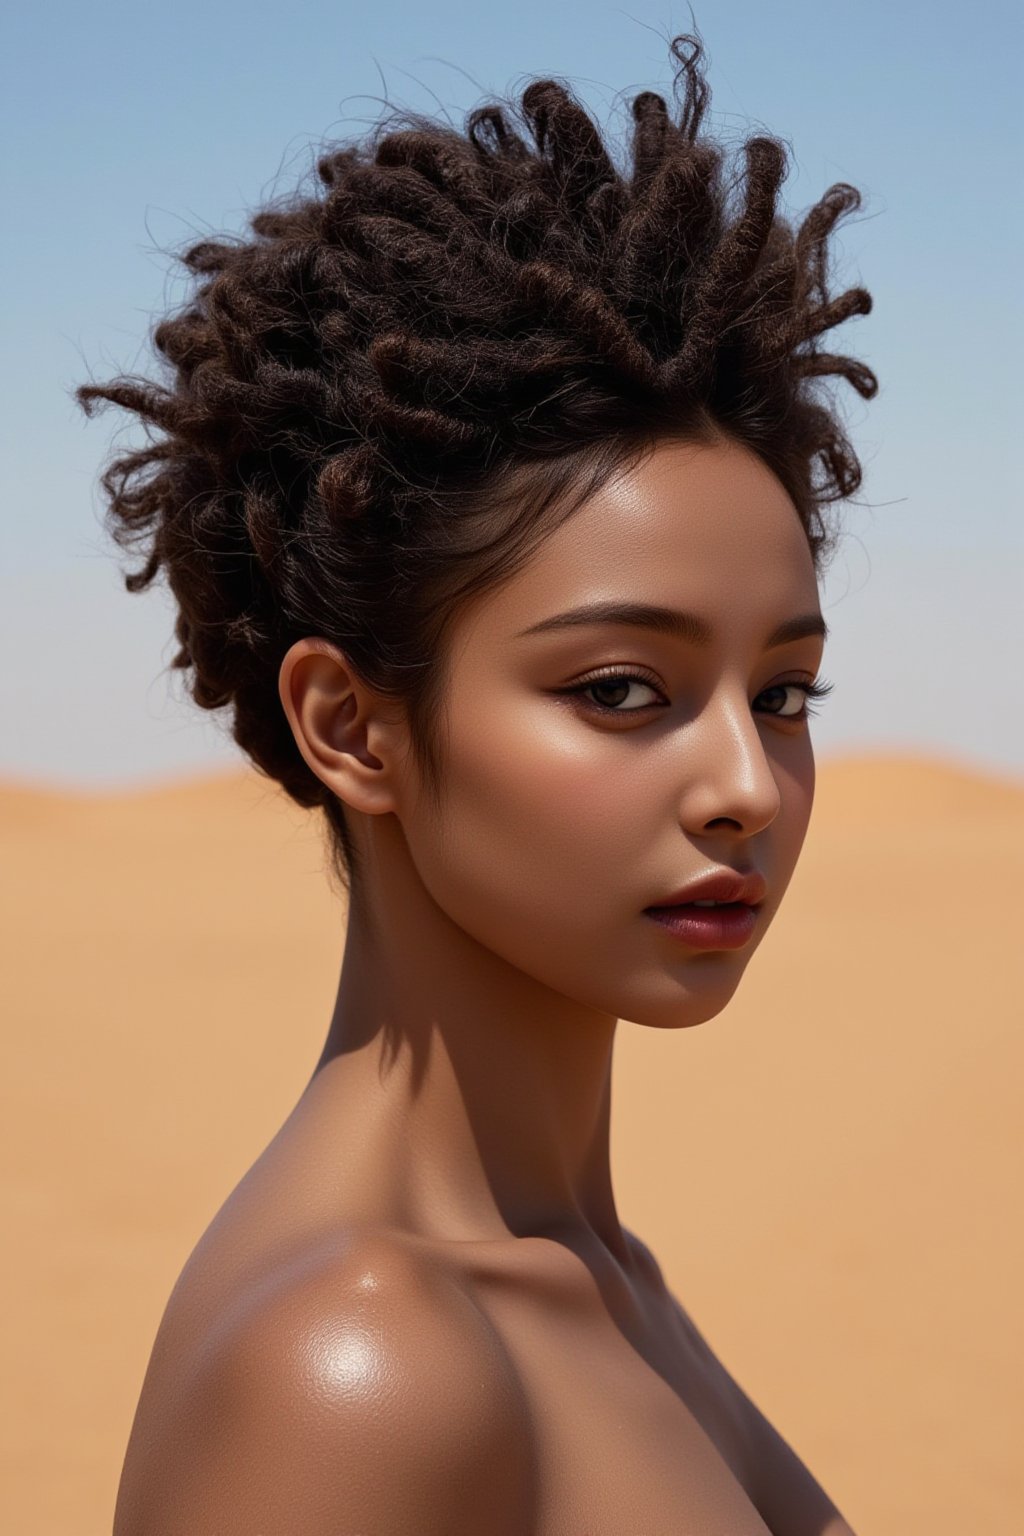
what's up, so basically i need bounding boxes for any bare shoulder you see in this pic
[667,1290,858,1536]
[114,1229,536,1536]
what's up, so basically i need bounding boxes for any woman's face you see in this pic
[397,435,826,1029]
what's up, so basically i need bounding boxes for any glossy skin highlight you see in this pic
[112,437,855,1535]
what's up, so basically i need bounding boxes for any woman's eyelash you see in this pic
[560,669,835,720]
[765,676,835,719]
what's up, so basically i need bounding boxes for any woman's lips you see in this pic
[642,901,758,950]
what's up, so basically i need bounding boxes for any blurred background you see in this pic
[2,2,1021,1533]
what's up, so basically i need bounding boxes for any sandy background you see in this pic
[2,754,1020,1533]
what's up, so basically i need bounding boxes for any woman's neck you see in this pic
[306,839,629,1267]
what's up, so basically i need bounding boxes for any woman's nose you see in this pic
[676,692,784,837]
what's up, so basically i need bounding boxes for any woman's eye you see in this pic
[757,679,834,720]
[568,672,665,712]
[564,672,834,720]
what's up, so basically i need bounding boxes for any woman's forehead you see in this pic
[466,440,819,644]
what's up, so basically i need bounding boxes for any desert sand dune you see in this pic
[1,755,1020,1534]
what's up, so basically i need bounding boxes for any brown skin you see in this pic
[114,438,857,1534]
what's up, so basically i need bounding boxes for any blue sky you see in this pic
[2,0,1021,786]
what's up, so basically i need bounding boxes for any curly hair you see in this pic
[75,33,877,900]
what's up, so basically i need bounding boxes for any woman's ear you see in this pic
[277,638,407,818]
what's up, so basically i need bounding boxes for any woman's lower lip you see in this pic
[643,902,758,950]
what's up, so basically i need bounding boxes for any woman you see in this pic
[78,32,874,1534]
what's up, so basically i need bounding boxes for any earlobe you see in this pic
[277,638,402,818]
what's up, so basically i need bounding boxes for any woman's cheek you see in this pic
[472,697,636,835]
[431,730,648,946]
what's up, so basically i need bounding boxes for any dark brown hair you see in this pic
[75,33,877,900]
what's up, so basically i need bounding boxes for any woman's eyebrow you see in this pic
[515,600,828,649]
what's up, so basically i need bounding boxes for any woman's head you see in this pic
[76,33,875,909]
[281,432,826,1029]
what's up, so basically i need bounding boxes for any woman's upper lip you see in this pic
[646,869,768,908]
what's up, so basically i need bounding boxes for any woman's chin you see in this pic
[617,975,746,1032]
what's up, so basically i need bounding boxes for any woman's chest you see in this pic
[519,1355,774,1535]
[466,1262,774,1535]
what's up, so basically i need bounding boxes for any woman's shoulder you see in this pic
[200,1223,529,1393]
[114,1227,536,1535]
